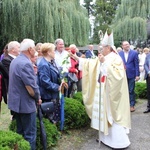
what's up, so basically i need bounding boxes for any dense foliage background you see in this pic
[83,0,150,47]
[0,0,150,52]
[0,0,90,52]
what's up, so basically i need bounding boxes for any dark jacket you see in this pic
[0,62,8,103]
[1,55,14,93]
[144,53,150,79]
[38,58,60,100]
[2,55,14,74]
[85,50,93,58]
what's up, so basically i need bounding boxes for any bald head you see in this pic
[88,45,94,51]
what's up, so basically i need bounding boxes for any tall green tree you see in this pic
[0,0,90,51]
[112,0,150,47]
[82,0,95,42]
[92,0,121,44]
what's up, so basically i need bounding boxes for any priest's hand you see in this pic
[98,54,105,63]
[70,53,79,61]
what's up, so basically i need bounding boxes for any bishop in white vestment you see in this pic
[78,32,131,149]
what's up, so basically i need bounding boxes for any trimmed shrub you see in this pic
[72,92,83,104]
[64,97,90,130]
[0,130,30,150]
[135,82,147,99]
[9,119,60,150]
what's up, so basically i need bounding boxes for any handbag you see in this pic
[41,102,54,115]
[68,73,78,82]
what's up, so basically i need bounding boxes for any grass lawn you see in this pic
[0,101,11,130]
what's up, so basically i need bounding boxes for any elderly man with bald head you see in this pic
[2,41,20,74]
[85,44,95,58]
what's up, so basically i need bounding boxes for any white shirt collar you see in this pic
[8,53,16,59]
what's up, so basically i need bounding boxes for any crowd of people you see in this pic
[0,38,85,150]
[0,36,150,150]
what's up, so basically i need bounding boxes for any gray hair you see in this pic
[54,38,64,46]
[8,41,20,52]
[20,39,35,51]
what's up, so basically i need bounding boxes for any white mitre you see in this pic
[101,30,117,53]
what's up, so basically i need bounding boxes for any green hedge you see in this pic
[0,130,30,150]
[64,97,90,130]
[8,92,90,149]
[135,82,147,99]
[72,92,84,104]
[9,119,60,150]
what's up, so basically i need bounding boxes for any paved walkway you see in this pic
[80,100,150,150]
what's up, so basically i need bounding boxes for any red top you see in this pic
[69,57,82,79]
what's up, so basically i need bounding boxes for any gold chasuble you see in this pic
[81,52,131,135]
